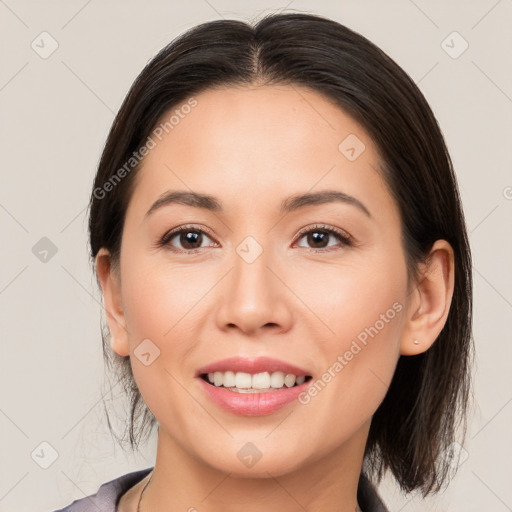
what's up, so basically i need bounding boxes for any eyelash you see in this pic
[157,224,353,254]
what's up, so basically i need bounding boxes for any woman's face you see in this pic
[110,84,411,476]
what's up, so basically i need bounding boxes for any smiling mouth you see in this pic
[200,371,313,393]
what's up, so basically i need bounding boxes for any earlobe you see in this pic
[95,248,130,357]
[400,240,455,356]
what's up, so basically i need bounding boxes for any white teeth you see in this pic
[284,374,296,387]
[235,372,252,389]
[223,370,236,387]
[206,370,307,389]
[270,371,284,388]
[252,371,270,389]
[213,371,223,387]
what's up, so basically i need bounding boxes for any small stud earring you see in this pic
[413,339,419,345]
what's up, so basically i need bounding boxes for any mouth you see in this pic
[195,356,314,415]
[199,371,313,393]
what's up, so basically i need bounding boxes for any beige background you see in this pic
[1,1,511,511]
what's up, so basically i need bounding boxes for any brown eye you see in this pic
[175,230,204,250]
[160,226,217,253]
[306,230,329,248]
[295,225,352,251]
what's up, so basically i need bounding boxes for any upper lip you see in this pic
[196,356,312,377]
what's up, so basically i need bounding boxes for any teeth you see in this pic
[284,374,296,387]
[235,372,252,389]
[270,371,284,388]
[252,371,270,389]
[213,372,223,387]
[223,371,236,387]
[206,371,307,389]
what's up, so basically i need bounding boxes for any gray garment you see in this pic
[53,467,389,512]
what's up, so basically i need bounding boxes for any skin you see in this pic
[95,84,455,512]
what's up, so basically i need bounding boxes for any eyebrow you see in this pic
[144,189,371,219]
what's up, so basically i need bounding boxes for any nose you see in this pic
[215,239,293,336]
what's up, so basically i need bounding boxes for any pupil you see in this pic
[309,231,328,248]
[180,230,329,250]
[182,231,201,248]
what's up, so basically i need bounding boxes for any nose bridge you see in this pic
[231,233,275,303]
[216,231,289,333]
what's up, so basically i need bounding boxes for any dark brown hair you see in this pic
[88,12,473,497]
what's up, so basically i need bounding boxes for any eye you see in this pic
[294,224,352,251]
[158,223,353,254]
[159,225,218,253]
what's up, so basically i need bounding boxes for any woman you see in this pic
[54,11,473,512]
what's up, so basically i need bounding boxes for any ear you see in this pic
[95,248,130,357]
[400,240,455,356]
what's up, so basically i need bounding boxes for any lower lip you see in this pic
[197,376,311,416]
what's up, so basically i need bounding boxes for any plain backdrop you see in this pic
[0,1,511,511]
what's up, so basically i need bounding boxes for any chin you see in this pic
[196,442,311,479]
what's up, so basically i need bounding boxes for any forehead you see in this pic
[127,84,397,222]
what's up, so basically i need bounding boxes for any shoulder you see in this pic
[357,472,389,512]
[51,467,387,512]
[52,467,153,512]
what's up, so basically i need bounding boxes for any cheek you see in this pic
[294,250,406,404]
[121,252,211,342]
[118,250,211,416]
[294,249,406,347]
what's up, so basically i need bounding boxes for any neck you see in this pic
[141,422,370,512]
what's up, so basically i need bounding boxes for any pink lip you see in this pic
[196,356,312,377]
[195,356,313,416]
[197,377,312,416]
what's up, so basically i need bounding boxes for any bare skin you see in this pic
[96,84,455,512]
[116,472,152,511]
